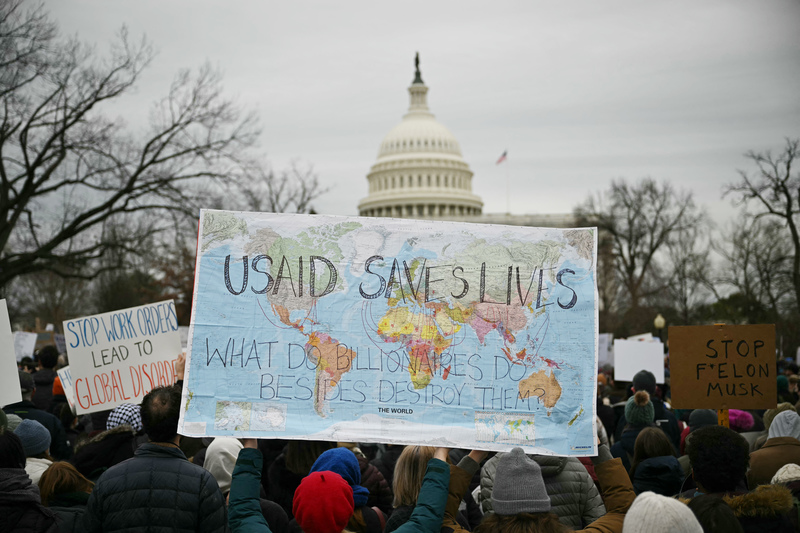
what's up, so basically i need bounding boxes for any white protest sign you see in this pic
[613,339,665,384]
[54,333,66,354]
[57,366,76,411]
[63,300,182,414]
[0,300,23,406]
[13,331,37,361]
[598,333,613,367]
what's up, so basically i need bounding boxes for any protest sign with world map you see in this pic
[178,210,598,455]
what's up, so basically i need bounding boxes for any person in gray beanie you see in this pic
[13,418,53,484]
[445,444,636,533]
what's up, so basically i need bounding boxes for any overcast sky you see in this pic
[45,0,800,226]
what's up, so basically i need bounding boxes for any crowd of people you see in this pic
[2,345,800,532]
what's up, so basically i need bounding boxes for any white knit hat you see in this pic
[203,437,244,495]
[772,463,800,484]
[622,492,703,533]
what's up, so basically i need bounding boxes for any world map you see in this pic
[179,210,598,455]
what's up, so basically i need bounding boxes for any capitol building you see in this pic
[358,55,574,229]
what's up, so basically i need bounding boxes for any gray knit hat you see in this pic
[625,390,655,427]
[6,414,23,432]
[491,447,551,515]
[14,419,51,456]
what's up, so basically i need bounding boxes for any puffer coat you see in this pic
[480,453,606,529]
[0,468,60,533]
[81,442,226,532]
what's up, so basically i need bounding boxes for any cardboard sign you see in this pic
[613,339,665,384]
[13,331,37,361]
[57,366,76,411]
[0,300,23,406]
[669,324,776,409]
[63,300,182,414]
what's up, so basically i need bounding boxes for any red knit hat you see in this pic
[293,471,354,533]
[52,376,65,396]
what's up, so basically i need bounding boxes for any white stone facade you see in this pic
[358,64,483,218]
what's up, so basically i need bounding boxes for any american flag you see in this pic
[496,150,507,165]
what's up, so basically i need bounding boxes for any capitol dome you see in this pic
[358,56,483,218]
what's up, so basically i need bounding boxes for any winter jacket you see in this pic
[229,448,271,533]
[81,442,226,533]
[25,456,52,485]
[357,454,394,516]
[0,468,60,533]
[480,452,606,529]
[680,485,797,533]
[388,458,450,533]
[610,425,647,472]
[3,400,71,460]
[71,424,144,481]
[370,445,404,489]
[630,456,683,496]
[450,454,635,533]
[267,452,305,519]
[615,396,680,451]
[48,491,89,533]
[748,437,800,488]
[32,368,57,411]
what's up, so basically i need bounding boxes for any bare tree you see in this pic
[0,1,260,291]
[662,221,715,325]
[233,160,328,214]
[715,214,793,319]
[575,178,703,323]
[725,138,800,312]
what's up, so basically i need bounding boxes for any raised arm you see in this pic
[228,439,271,533]
[393,447,451,533]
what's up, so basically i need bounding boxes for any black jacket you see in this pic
[48,491,89,533]
[614,397,680,451]
[32,368,57,411]
[81,442,227,533]
[0,468,60,533]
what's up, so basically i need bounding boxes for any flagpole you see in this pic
[506,158,510,214]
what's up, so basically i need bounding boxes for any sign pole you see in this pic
[717,408,729,428]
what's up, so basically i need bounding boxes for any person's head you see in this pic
[293,471,354,533]
[285,440,336,476]
[392,445,435,507]
[311,448,368,503]
[632,370,657,395]
[0,410,6,432]
[18,370,35,401]
[5,414,23,432]
[686,426,750,494]
[140,385,181,442]
[630,427,677,476]
[38,461,94,506]
[625,390,655,428]
[492,448,551,515]
[686,494,744,533]
[771,463,800,484]
[768,410,800,440]
[763,403,796,431]
[727,410,754,433]
[688,409,717,432]
[778,375,789,394]
[14,419,51,458]
[203,437,243,495]
[36,345,59,370]
[0,430,26,468]
[474,513,567,533]
[623,492,702,532]
[107,403,143,433]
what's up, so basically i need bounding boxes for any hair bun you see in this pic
[634,390,650,407]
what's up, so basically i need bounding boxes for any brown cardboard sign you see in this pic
[669,324,776,410]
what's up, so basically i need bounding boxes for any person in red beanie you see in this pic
[293,447,450,533]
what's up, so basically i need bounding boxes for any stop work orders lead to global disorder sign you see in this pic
[179,210,599,455]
